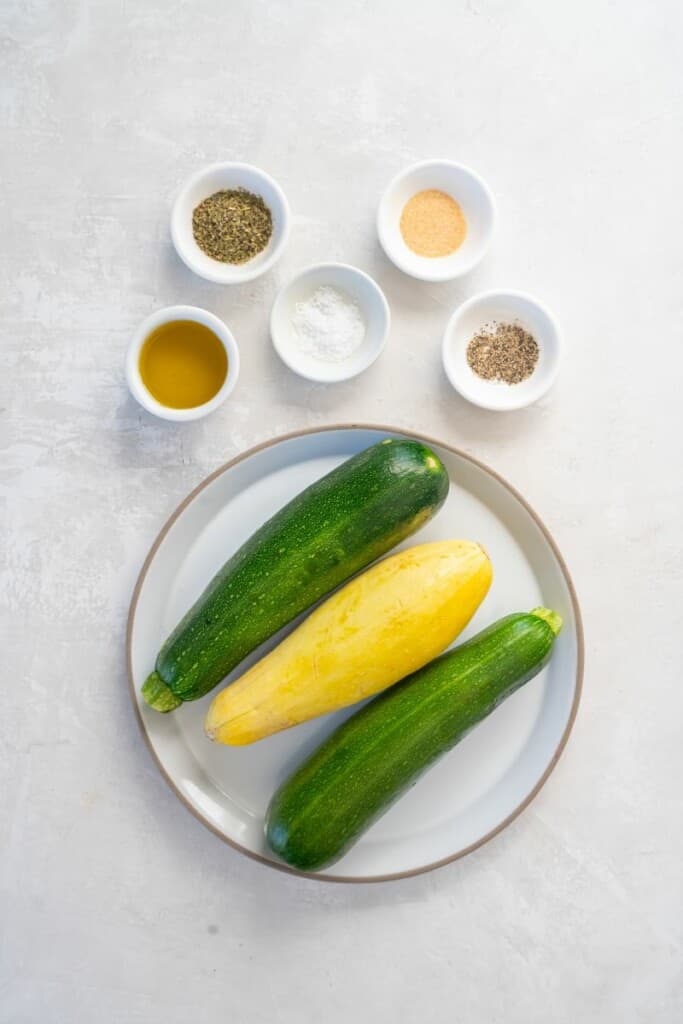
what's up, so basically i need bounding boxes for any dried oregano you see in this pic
[192,188,273,264]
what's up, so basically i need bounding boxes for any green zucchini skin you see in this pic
[266,608,562,871]
[143,439,449,710]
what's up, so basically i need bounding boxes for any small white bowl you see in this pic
[171,162,290,284]
[442,290,562,411]
[126,305,240,421]
[270,263,390,383]
[378,159,495,282]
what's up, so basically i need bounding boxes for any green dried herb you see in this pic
[192,188,273,264]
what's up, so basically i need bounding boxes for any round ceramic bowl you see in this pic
[270,263,390,383]
[442,291,562,411]
[377,159,495,282]
[126,305,240,422]
[171,162,290,284]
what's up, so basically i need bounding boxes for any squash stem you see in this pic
[530,606,563,637]
[141,672,183,712]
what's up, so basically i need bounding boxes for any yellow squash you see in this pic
[204,539,492,746]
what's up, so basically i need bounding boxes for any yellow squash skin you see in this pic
[204,540,492,746]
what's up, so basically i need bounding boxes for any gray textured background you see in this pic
[2,1,681,1021]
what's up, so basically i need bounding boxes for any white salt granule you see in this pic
[291,285,366,362]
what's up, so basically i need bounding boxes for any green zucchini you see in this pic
[142,439,449,711]
[266,607,563,871]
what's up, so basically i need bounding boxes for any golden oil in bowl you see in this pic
[139,320,228,409]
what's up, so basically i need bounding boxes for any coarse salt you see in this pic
[291,285,365,362]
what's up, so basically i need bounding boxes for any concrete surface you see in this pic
[1,1,681,1021]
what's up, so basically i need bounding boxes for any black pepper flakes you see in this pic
[466,321,539,385]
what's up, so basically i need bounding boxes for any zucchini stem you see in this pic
[141,672,183,712]
[530,606,563,637]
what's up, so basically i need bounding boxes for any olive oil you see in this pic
[139,320,228,409]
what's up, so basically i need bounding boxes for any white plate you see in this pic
[127,426,583,882]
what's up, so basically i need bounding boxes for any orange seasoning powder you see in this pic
[400,189,467,257]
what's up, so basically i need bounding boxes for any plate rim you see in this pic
[126,423,584,884]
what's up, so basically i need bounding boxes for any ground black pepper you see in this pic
[466,321,539,385]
